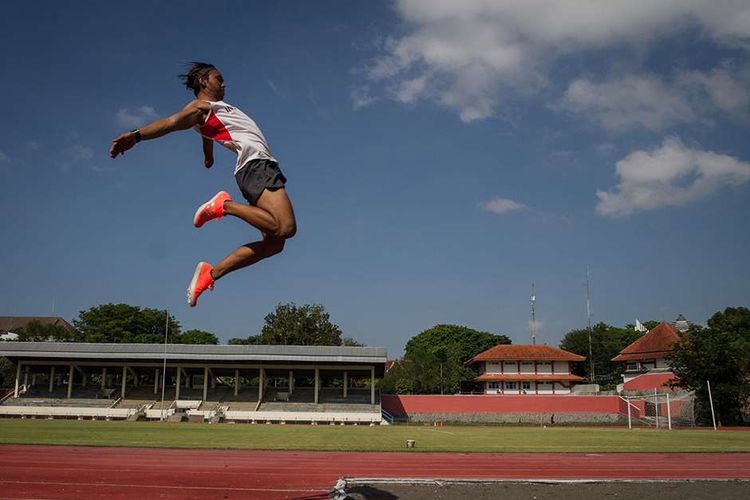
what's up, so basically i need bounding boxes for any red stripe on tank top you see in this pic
[200,112,232,142]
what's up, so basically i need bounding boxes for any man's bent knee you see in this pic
[273,220,296,240]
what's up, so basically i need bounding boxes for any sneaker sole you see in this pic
[187,263,207,307]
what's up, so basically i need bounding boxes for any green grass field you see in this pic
[1,420,748,452]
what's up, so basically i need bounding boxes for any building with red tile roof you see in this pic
[466,344,585,395]
[612,321,682,392]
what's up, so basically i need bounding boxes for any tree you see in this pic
[382,324,511,394]
[559,322,643,386]
[73,304,181,343]
[227,335,263,345]
[258,303,344,346]
[16,320,80,342]
[179,329,219,345]
[669,307,750,425]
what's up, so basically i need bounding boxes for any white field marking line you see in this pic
[424,428,456,435]
[0,480,327,493]
[341,478,750,485]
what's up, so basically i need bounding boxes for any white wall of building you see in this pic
[553,361,568,374]
[486,362,502,374]
[536,361,552,374]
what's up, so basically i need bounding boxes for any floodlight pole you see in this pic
[586,269,595,381]
[160,310,168,422]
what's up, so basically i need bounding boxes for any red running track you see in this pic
[0,445,749,499]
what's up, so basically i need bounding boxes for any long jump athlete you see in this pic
[110,62,296,307]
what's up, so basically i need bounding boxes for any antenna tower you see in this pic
[586,269,595,380]
[530,283,536,345]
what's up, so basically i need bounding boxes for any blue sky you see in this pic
[1,1,749,357]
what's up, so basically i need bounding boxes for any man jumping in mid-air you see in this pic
[110,62,296,307]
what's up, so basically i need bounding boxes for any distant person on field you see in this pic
[110,62,296,306]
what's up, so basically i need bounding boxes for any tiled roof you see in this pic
[0,316,74,333]
[612,322,681,362]
[467,344,585,364]
[474,373,584,382]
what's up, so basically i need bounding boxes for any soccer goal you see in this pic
[620,390,696,429]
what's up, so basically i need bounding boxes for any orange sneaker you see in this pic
[193,191,232,228]
[187,262,215,307]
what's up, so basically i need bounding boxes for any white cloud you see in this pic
[116,106,158,128]
[481,197,527,215]
[267,80,285,99]
[562,75,698,131]
[596,138,750,217]
[562,64,750,131]
[363,0,750,122]
[351,86,377,110]
[66,144,94,160]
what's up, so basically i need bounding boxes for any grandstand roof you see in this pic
[612,322,680,362]
[466,344,585,364]
[0,342,387,371]
[0,316,74,333]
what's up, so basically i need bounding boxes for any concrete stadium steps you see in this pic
[259,401,380,413]
[223,410,383,425]
[2,396,114,408]
[0,404,135,420]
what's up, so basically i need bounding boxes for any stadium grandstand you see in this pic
[0,342,387,425]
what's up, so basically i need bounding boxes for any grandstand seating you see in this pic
[0,381,384,424]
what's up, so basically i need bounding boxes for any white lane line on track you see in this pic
[0,480,328,493]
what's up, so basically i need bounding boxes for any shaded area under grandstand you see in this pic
[1,445,749,499]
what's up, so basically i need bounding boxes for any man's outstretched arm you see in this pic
[109,100,208,158]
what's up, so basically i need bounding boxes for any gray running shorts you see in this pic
[234,159,287,205]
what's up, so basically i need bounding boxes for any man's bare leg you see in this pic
[222,187,296,237]
[211,188,296,280]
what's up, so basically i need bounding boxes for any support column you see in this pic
[343,371,348,399]
[23,367,29,391]
[234,369,239,396]
[154,369,159,395]
[67,365,74,399]
[176,367,181,400]
[288,370,293,395]
[14,362,21,397]
[102,368,107,390]
[121,365,127,399]
[203,367,208,402]
[314,368,319,404]
[209,368,215,389]
[258,367,264,401]
[49,366,55,393]
[370,366,375,405]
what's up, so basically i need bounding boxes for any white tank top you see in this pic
[194,100,276,174]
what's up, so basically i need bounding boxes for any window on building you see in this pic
[504,382,517,390]
[626,362,639,372]
[487,382,500,390]
[522,381,531,390]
